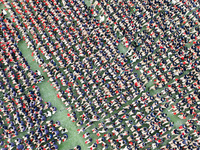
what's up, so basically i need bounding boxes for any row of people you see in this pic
[0,0,200,149]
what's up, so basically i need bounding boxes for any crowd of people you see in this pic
[0,25,68,150]
[0,0,200,149]
[0,1,69,149]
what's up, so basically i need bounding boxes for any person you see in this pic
[0,9,3,17]
[1,9,7,19]
[73,145,81,150]
[37,76,45,83]
[35,70,41,77]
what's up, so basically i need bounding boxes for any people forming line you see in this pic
[0,0,200,149]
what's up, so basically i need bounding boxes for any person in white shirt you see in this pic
[2,9,7,18]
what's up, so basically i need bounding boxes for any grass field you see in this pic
[0,1,197,150]
[16,36,132,150]
[18,40,88,150]
[17,39,193,150]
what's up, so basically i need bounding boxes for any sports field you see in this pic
[0,0,199,150]
[16,39,193,150]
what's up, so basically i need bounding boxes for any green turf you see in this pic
[118,43,128,54]
[18,37,187,149]
[18,40,88,150]
[17,21,187,150]
[0,1,198,150]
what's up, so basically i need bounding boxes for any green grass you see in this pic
[18,37,187,150]
[1,1,198,150]
[18,40,88,150]
[118,43,128,54]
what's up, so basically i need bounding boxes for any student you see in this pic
[1,9,7,19]
[73,145,81,150]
